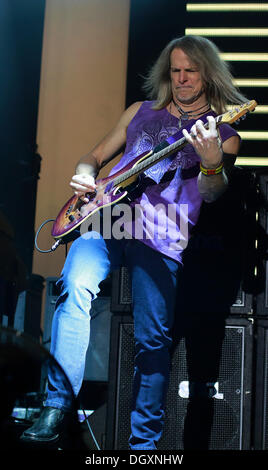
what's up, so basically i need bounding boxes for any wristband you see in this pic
[200,162,223,176]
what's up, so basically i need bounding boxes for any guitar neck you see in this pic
[113,136,185,186]
[111,114,223,187]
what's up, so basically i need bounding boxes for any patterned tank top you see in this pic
[108,101,239,263]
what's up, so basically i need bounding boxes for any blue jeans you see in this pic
[45,232,180,450]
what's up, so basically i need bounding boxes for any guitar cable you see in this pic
[35,219,101,448]
[34,218,66,254]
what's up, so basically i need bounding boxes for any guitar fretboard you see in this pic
[110,114,222,187]
[113,137,185,186]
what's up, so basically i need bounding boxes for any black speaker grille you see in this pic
[264,329,268,449]
[253,320,268,450]
[115,323,134,448]
[161,328,244,450]
[112,321,251,450]
[119,268,132,305]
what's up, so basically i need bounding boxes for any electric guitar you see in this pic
[51,100,257,241]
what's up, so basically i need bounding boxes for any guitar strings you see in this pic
[111,116,220,187]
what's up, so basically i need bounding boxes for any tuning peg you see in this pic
[234,118,241,125]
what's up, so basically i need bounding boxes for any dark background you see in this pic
[0,0,46,276]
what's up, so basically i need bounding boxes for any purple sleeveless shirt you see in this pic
[108,101,239,264]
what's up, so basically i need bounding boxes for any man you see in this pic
[21,35,247,449]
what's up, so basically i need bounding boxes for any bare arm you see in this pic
[183,117,240,202]
[197,134,240,202]
[70,101,143,200]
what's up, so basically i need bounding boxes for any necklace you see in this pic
[172,100,211,128]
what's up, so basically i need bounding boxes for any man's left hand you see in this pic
[182,116,223,168]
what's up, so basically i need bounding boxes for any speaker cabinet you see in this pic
[256,173,268,316]
[111,268,132,313]
[110,267,253,316]
[256,264,268,316]
[43,277,112,382]
[105,315,253,450]
[254,319,268,449]
[13,274,44,339]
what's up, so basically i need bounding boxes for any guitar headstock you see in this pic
[219,100,257,125]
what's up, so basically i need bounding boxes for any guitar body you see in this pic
[51,151,151,238]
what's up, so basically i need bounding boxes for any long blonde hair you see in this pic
[143,35,248,114]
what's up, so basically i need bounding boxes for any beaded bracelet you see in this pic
[200,162,224,176]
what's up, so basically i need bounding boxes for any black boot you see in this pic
[20,406,73,443]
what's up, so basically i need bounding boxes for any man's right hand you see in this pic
[70,173,96,203]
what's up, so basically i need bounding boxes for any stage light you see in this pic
[220,53,268,61]
[237,132,268,140]
[185,28,268,36]
[248,106,268,113]
[232,79,268,87]
[236,157,268,166]
[186,3,268,12]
